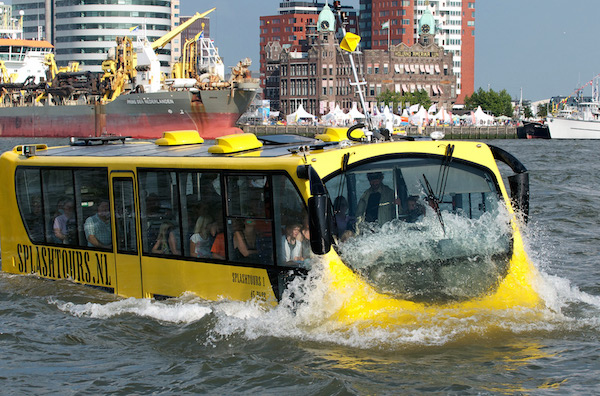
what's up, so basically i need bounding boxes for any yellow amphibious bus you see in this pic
[0,129,540,322]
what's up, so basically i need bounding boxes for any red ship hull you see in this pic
[0,89,257,139]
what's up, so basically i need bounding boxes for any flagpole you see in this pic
[387,19,390,52]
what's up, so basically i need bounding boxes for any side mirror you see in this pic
[308,194,333,255]
[298,164,333,255]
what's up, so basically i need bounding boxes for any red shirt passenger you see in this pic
[211,233,225,260]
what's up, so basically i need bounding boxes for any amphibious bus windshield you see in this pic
[325,155,512,302]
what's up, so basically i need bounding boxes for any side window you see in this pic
[272,175,309,266]
[42,169,78,246]
[225,174,273,264]
[75,169,111,250]
[15,168,45,243]
[139,171,181,256]
[16,167,110,248]
[179,171,222,259]
[113,178,137,253]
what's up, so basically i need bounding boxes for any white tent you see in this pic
[348,102,365,122]
[322,104,349,125]
[409,105,428,125]
[473,106,495,126]
[286,104,316,124]
[432,107,452,124]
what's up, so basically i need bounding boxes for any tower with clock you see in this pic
[317,3,336,33]
[418,1,436,46]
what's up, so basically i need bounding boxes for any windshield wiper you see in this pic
[422,174,446,234]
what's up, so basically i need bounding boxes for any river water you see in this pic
[1,137,599,394]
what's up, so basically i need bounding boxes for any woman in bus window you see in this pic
[282,223,303,264]
[232,219,258,261]
[151,221,180,255]
[190,215,215,258]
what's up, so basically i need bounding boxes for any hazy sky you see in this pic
[180,0,599,102]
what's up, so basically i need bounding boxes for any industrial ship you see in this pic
[0,9,258,139]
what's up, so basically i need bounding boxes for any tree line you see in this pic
[376,87,550,118]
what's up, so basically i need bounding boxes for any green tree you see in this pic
[376,89,432,112]
[536,103,549,118]
[524,105,533,119]
[464,88,513,117]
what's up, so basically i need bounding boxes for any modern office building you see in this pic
[360,0,474,103]
[12,0,180,73]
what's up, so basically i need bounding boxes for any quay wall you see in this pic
[240,125,517,139]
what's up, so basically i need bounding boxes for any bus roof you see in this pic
[14,134,337,159]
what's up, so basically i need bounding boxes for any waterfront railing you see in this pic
[240,124,518,139]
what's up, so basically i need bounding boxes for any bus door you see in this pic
[110,173,143,298]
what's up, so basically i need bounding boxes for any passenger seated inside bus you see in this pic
[211,217,225,260]
[151,221,180,255]
[53,198,76,244]
[190,215,216,258]
[333,195,353,237]
[232,218,259,262]
[301,225,311,261]
[84,200,112,249]
[25,195,44,243]
[281,223,303,264]
[403,195,426,223]
[144,193,163,250]
[356,172,398,225]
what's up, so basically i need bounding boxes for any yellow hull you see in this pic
[324,229,539,326]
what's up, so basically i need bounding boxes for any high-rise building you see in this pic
[360,0,474,103]
[12,0,180,73]
[259,1,358,90]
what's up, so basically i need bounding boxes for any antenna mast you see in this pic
[332,1,374,133]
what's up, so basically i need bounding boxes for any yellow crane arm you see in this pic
[151,7,215,50]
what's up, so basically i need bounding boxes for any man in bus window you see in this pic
[84,200,112,249]
[356,172,397,225]
[53,198,75,244]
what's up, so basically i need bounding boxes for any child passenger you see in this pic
[282,223,303,264]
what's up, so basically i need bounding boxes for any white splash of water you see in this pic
[48,212,600,348]
[53,294,212,324]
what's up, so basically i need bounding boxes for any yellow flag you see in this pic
[340,32,361,52]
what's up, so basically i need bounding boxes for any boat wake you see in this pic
[42,216,600,349]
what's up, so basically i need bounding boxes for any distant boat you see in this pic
[516,121,550,139]
[547,76,600,139]
[546,109,600,139]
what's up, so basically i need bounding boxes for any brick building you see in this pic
[259,1,358,91]
[266,3,456,117]
[359,0,474,103]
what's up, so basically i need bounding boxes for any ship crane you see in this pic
[134,8,216,94]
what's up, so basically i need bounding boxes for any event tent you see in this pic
[286,104,316,124]
[473,106,495,126]
[347,102,365,122]
[322,105,349,125]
